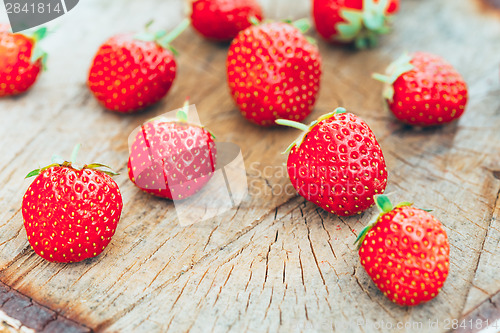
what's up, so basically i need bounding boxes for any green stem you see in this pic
[85,163,120,176]
[316,107,347,122]
[275,119,309,132]
[29,27,48,67]
[25,147,119,179]
[374,194,393,213]
[176,99,189,122]
[354,195,414,249]
[26,169,41,178]
[291,18,311,34]
[354,195,392,249]
[51,154,64,164]
[70,144,81,165]
[372,72,390,83]
[160,18,190,45]
[144,19,154,31]
[249,16,261,26]
[31,27,47,42]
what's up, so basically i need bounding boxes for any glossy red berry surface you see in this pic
[128,120,217,200]
[191,0,263,41]
[283,111,387,216]
[387,52,468,126]
[227,22,322,126]
[88,34,176,113]
[359,203,450,306]
[22,166,123,263]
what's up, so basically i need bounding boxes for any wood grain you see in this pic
[0,281,91,332]
[0,0,499,332]
[453,292,500,333]
[482,0,500,10]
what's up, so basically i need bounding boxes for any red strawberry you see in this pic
[355,195,450,306]
[22,148,123,263]
[373,52,468,126]
[227,20,322,126]
[0,25,47,97]
[276,108,387,216]
[88,20,189,113]
[312,0,399,48]
[191,0,263,41]
[128,102,217,199]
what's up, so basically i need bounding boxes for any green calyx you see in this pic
[336,0,394,49]
[275,107,347,154]
[372,52,414,102]
[147,99,216,140]
[284,18,316,44]
[134,18,190,55]
[283,18,314,38]
[249,16,261,26]
[289,18,311,34]
[29,27,48,68]
[25,144,119,179]
[354,195,413,249]
[147,100,192,124]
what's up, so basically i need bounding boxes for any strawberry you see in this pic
[355,195,450,306]
[227,20,322,126]
[190,0,263,41]
[87,20,189,113]
[128,102,217,199]
[22,147,123,263]
[373,52,468,126]
[312,0,399,48]
[0,25,47,97]
[276,108,387,216]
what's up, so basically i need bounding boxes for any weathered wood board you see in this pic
[0,0,500,332]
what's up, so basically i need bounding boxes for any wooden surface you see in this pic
[455,292,500,333]
[0,0,500,332]
[0,282,91,333]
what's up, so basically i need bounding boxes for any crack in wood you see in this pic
[460,184,500,318]
[0,281,91,333]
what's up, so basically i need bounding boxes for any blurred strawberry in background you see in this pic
[190,0,263,41]
[227,19,322,126]
[312,0,399,49]
[0,24,47,96]
[373,52,468,126]
[88,20,188,113]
